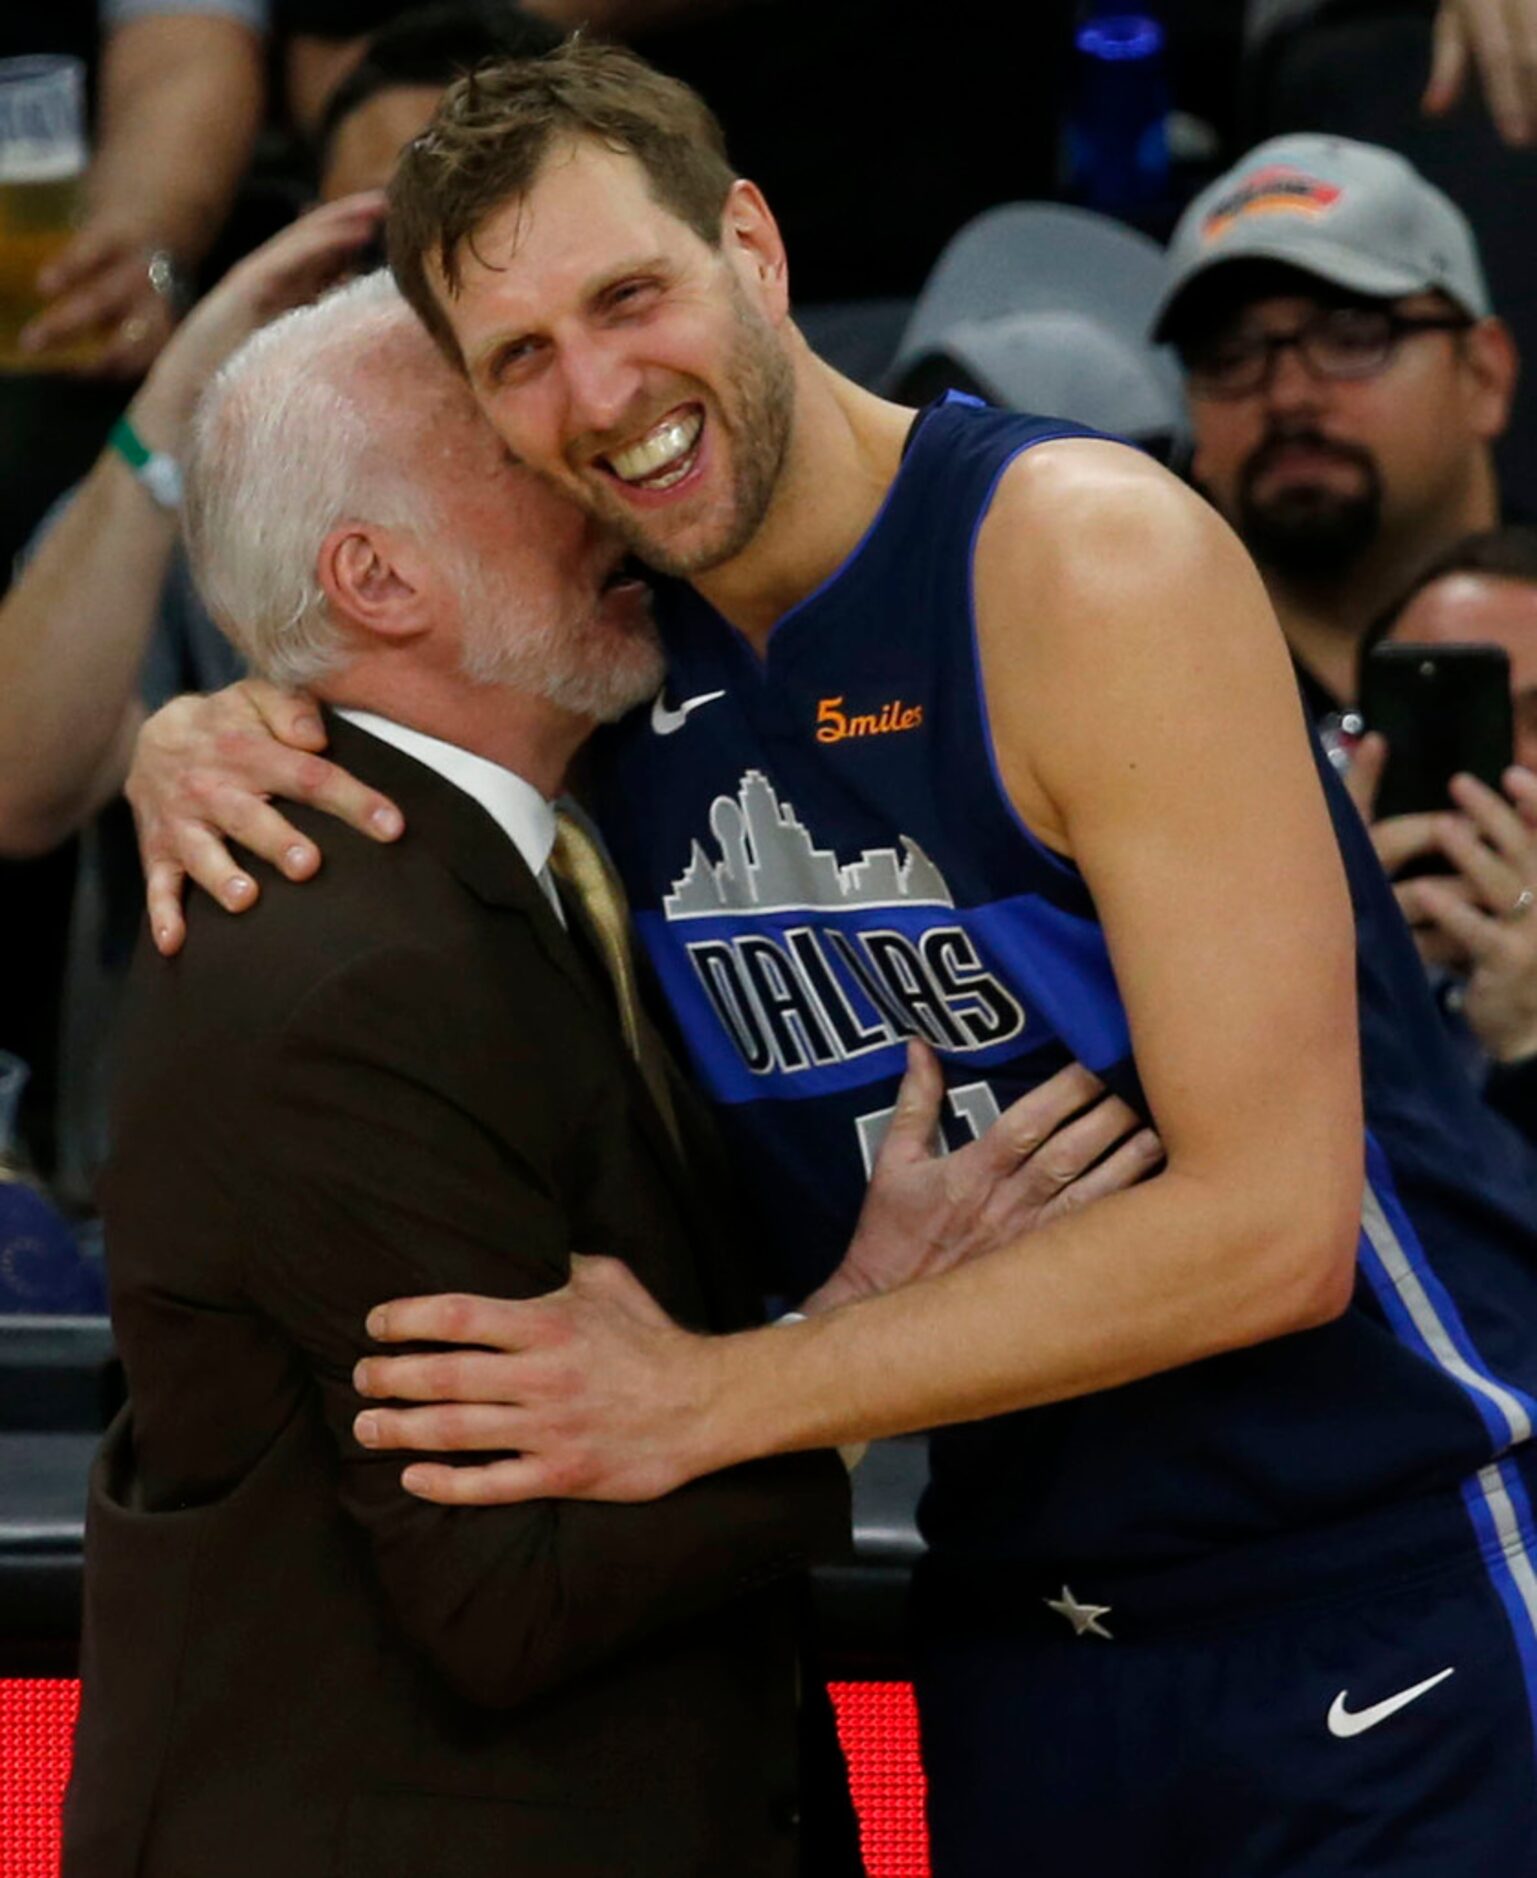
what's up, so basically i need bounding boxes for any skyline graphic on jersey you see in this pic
[664,769,953,919]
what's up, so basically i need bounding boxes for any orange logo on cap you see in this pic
[1202,165,1342,245]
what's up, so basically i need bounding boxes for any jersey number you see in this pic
[854,1080,1002,1177]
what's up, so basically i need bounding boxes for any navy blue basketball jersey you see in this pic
[592,395,1537,1599]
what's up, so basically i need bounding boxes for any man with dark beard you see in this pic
[1154,137,1537,1141]
[1151,133,1518,727]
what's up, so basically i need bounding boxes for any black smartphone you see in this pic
[1358,642,1513,824]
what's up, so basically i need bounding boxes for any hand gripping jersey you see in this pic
[593,395,1537,1615]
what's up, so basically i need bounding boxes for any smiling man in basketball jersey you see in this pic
[132,41,1537,1876]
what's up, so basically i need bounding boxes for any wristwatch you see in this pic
[108,414,183,513]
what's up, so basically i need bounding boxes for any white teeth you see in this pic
[607,410,702,485]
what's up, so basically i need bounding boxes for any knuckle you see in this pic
[184,768,219,811]
[294,753,335,795]
[536,1309,574,1352]
[539,1356,578,1400]
[438,1295,479,1341]
[211,724,256,764]
[546,1452,595,1497]
[424,1353,464,1397]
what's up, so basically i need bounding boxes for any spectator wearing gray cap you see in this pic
[1153,131,1517,722]
[1157,133,1537,1155]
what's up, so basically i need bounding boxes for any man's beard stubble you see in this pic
[1233,425,1384,582]
[581,277,796,581]
[456,561,666,724]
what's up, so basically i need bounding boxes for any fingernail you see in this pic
[371,806,403,838]
[224,874,254,906]
[355,1412,379,1447]
[285,844,312,874]
[155,923,172,949]
[296,714,323,739]
[366,1306,386,1338]
[402,1466,429,1494]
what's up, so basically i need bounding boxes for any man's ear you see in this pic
[721,178,789,322]
[1462,315,1520,442]
[316,523,433,646]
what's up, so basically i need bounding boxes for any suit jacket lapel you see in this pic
[323,714,698,1210]
[322,714,611,1026]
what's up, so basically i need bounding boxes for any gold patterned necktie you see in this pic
[550,810,682,1153]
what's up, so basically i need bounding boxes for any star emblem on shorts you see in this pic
[1045,1585,1114,1639]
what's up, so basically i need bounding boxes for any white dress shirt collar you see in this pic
[333,708,560,903]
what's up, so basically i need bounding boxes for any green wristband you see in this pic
[108,414,183,513]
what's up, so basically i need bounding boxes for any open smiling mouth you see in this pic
[598,404,703,493]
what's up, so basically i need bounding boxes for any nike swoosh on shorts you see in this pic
[1326,1666,1455,1738]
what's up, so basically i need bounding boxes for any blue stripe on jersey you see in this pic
[1461,1461,1537,1758]
[594,392,1537,1573]
[1359,1133,1537,1453]
[632,888,1130,1108]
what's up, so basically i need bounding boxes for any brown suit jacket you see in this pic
[63,716,855,1878]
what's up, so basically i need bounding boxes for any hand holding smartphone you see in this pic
[1358,642,1513,824]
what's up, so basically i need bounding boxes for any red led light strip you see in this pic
[2,1679,929,1876]
[0,1680,77,1873]
[830,1679,932,1877]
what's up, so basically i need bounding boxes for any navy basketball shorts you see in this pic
[913,1470,1537,1875]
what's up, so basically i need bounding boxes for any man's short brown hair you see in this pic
[388,38,736,365]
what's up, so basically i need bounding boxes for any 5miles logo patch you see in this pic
[816,696,924,744]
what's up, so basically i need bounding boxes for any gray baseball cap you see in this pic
[886,202,1187,445]
[1152,133,1490,343]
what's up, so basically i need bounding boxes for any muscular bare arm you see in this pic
[355,444,1364,1503]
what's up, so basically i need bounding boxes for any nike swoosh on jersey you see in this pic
[651,688,726,736]
[1326,1665,1455,1738]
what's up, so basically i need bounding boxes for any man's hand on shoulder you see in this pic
[128,678,404,954]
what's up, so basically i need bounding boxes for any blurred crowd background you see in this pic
[5,0,1537,1306]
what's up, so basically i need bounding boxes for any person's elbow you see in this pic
[0,718,131,856]
[1272,1184,1360,1332]
[1237,1146,1362,1342]
[0,790,86,859]
[378,1530,596,1711]
[426,1627,567,1711]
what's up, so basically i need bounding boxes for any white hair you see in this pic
[183,271,450,689]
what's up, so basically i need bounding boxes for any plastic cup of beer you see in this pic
[0,55,96,373]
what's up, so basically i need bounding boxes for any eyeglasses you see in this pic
[1181,306,1473,399]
